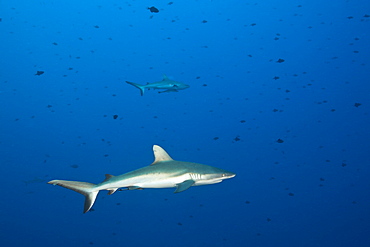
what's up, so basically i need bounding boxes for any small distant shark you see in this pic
[126,75,190,96]
[48,145,235,213]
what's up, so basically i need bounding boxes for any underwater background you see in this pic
[1,0,370,246]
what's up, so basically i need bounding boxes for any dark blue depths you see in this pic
[0,1,369,247]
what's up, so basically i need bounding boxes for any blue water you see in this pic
[1,0,370,246]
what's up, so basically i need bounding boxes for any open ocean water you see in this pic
[1,1,370,246]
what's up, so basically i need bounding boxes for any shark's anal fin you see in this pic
[175,180,195,193]
[107,188,118,195]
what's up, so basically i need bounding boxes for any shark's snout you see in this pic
[177,84,190,89]
[223,172,236,179]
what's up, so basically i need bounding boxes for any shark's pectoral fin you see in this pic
[175,180,195,193]
[158,89,179,94]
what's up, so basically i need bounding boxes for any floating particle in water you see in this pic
[148,6,159,13]
[70,164,79,168]
[35,71,44,76]
[276,138,284,143]
[354,103,361,107]
[276,58,285,63]
[113,114,118,119]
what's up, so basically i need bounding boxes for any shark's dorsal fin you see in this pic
[103,174,115,182]
[162,74,169,81]
[151,145,174,165]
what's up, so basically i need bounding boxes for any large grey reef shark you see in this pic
[48,145,236,213]
[126,74,190,96]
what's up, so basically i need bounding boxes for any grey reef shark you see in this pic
[48,145,236,213]
[126,75,190,96]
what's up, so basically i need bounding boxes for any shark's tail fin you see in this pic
[126,81,145,96]
[48,180,99,213]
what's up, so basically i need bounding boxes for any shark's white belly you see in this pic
[103,173,192,190]
[134,173,191,188]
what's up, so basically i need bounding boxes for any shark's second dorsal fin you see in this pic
[151,145,173,165]
[103,174,115,182]
[162,74,169,81]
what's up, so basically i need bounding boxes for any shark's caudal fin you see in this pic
[48,180,98,213]
[126,81,145,96]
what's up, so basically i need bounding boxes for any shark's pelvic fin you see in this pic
[125,81,145,96]
[175,180,195,193]
[48,180,98,213]
[151,145,174,165]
